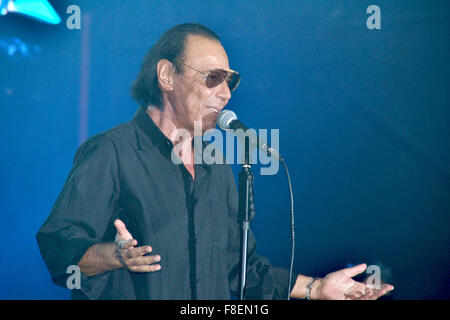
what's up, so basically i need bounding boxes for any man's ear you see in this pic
[157,59,175,92]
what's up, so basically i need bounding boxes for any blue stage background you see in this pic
[0,0,449,299]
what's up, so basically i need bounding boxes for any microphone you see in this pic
[217,109,282,161]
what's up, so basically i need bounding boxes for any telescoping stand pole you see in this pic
[238,137,256,300]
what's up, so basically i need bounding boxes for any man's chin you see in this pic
[200,115,218,132]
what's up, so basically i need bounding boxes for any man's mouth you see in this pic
[206,106,220,113]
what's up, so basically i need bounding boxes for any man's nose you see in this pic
[216,80,231,102]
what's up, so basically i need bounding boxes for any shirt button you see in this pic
[196,279,200,286]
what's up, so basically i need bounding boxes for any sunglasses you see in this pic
[178,61,241,92]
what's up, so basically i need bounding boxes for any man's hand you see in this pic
[310,264,394,300]
[113,219,161,273]
[78,219,162,277]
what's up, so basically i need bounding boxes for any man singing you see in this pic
[36,23,393,300]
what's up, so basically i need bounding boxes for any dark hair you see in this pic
[130,23,220,109]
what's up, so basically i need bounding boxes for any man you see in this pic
[36,23,394,300]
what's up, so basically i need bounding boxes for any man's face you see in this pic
[166,35,232,133]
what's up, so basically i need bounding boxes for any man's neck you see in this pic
[146,105,186,142]
[146,105,195,171]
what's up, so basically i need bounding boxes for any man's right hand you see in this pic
[113,219,161,273]
[78,219,162,277]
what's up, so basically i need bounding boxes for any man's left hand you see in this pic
[311,264,394,300]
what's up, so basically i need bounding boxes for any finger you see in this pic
[343,263,367,278]
[125,246,152,259]
[128,254,161,267]
[361,289,376,300]
[114,219,133,240]
[346,291,364,299]
[117,238,137,250]
[383,284,395,292]
[347,281,367,296]
[129,264,162,273]
[371,284,395,299]
[345,284,367,300]
[347,289,373,300]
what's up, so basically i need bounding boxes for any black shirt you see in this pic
[36,106,297,299]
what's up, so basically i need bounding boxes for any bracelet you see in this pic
[306,277,319,300]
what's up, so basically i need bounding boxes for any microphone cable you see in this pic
[279,157,295,300]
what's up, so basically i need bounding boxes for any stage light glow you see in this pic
[0,37,41,59]
[0,0,61,24]
[0,0,8,15]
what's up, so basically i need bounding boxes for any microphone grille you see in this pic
[217,109,237,130]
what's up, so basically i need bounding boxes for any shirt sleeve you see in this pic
[225,166,299,300]
[36,134,121,299]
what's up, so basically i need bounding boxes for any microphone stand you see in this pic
[238,137,256,300]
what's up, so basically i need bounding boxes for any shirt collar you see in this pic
[133,105,171,149]
[133,105,211,170]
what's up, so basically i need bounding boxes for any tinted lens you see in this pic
[205,69,240,92]
[227,72,241,92]
[205,70,227,88]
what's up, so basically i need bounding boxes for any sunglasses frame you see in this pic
[177,61,241,92]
